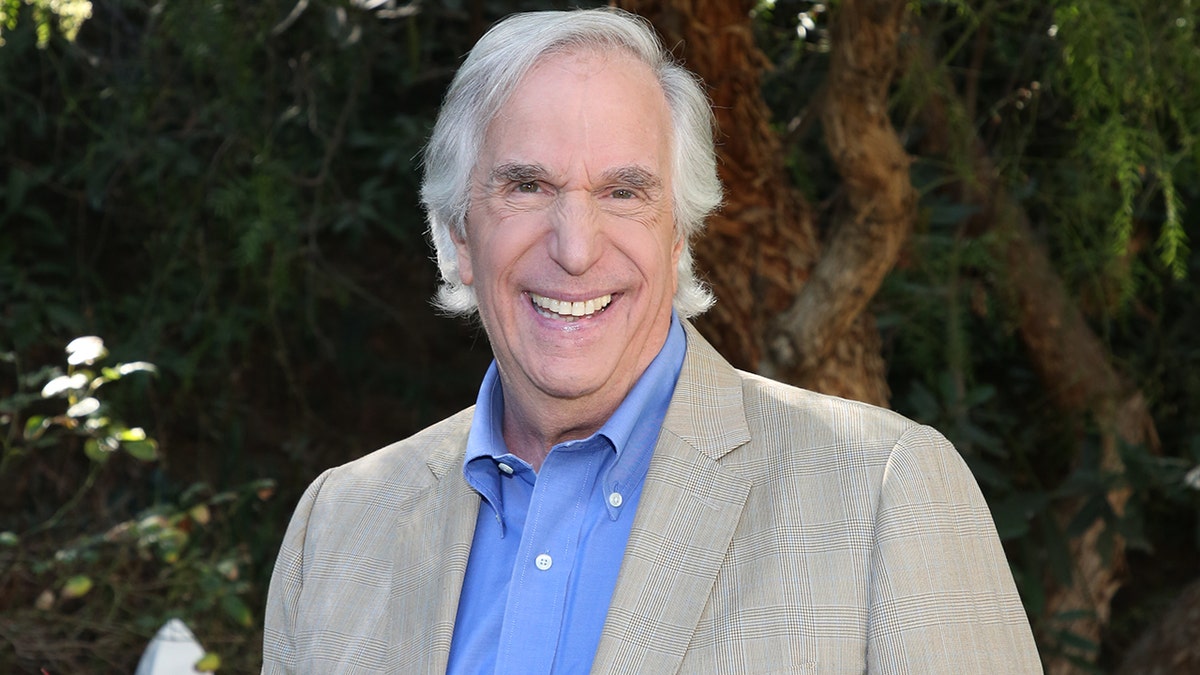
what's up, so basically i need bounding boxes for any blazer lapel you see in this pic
[592,323,753,673]
[388,416,480,673]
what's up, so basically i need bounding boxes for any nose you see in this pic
[547,192,603,276]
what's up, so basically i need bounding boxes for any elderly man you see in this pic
[263,8,1041,674]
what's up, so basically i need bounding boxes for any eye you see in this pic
[611,188,635,199]
[516,181,540,193]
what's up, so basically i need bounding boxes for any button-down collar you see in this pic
[462,313,686,532]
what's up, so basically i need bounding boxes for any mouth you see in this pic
[529,292,613,321]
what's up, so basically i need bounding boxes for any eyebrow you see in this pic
[487,163,664,192]
[489,163,549,184]
[601,166,663,192]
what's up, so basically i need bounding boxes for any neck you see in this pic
[499,392,615,471]
[491,315,677,471]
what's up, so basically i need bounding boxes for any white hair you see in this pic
[420,7,722,318]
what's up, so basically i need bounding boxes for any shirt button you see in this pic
[535,554,552,571]
[608,492,623,508]
[497,462,514,475]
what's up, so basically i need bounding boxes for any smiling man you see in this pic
[453,46,680,470]
[263,8,1042,674]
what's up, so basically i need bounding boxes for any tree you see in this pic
[618,0,1198,671]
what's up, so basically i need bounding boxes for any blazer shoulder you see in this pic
[315,406,475,502]
[736,369,919,447]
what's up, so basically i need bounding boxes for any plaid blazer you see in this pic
[263,322,1041,673]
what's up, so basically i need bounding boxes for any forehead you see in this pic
[477,48,673,175]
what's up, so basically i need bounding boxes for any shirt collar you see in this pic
[462,313,687,522]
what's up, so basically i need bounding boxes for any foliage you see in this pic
[1051,0,1198,280]
[753,0,1200,667]
[905,0,1200,303]
[0,0,92,46]
[0,0,551,669]
[0,337,278,672]
[0,0,513,483]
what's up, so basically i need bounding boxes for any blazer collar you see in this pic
[593,320,754,672]
[425,411,472,480]
[389,410,479,673]
[662,320,753,460]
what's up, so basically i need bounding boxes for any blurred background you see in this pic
[1,0,1197,672]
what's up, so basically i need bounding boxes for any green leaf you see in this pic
[0,531,18,547]
[216,558,239,581]
[1012,562,1044,615]
[926,200,981,226]
[84,438,111,463]
[23,415,48,440]
[962,457,1013,491]
[122,439,159,461]
[117,427,147,441]
[189,503,211,526]
[220,594,253,628]
[5,167,30,216]
[1065,495,1112,537]
[1053,609,1098,625]
[248,478,277,501]
[1055,626,1100,655]
[195,652,222,672]
[61,575,93,599]
[990,492,1048,540]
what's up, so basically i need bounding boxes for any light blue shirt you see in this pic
[446,315,687,675]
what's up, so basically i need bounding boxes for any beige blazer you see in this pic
[263,323,1042,673]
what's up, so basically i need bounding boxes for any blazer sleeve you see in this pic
[866,425,1043,673]
[261,469,333,675]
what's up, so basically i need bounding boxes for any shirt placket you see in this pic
[494,441,603,675]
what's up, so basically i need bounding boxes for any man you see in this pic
[263,8,1042,674]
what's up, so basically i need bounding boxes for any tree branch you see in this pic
[766,0,916,380]
[911,43,1160,673]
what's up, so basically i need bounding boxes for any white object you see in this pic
[134,618,206,675]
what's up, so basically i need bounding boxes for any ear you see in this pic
[451,225,474,286]
[670,233,685,291]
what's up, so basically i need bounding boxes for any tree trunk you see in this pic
[911,44,1160,674]
[623,0,1164,669]
[764,0,915,407]
[1116,576,1200,675]
[617,0,904,407]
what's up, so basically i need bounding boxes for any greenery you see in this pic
[1,336,274,671]
[2,0,1198,671]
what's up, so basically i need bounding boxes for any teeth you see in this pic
[530,292,612,320]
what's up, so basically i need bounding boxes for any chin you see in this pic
[533,373,606,400]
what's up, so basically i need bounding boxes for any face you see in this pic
[453,49,681,441]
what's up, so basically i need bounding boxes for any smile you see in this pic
[529,292,613,320]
